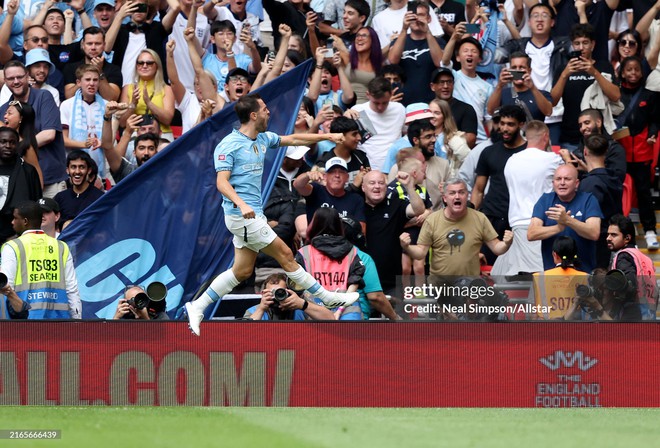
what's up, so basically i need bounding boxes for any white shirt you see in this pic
[352,101,405,170]
[121,32,147,86]
[1,230,82,319]
[372,6,443,49]
[169,12,210,92]
[447,69,493,143]
[177,90,202,134]
[525,39,563,124]
[504,147,562,227]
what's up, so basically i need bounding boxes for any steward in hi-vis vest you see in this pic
[0,201,81,319]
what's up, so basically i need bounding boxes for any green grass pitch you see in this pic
[0,407,658,447]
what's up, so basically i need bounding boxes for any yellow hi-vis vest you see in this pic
[4,232,70,319]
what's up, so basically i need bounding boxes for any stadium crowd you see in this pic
[0,0,658,322]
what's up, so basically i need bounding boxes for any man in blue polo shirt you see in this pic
[528,164,603,272]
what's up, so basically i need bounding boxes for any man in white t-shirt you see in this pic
[440,30,493,143]
[492,120,562,275]
[372,0,443,49]
[344,76,406,170]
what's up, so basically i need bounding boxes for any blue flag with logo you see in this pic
[60,60,313,319]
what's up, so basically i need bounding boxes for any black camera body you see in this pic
[127,292,150,310]
[271,287,289,302]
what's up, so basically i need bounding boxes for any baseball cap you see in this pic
[405,102,434,124]
[430,67,454,83]
[324,157,348,172]
[38,198,60,213]
[94,0,116,8]
[227,67,250,79]
[285,146,309,160]
[25,49,56,72]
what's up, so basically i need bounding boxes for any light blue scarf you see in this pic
[70,89,106,178]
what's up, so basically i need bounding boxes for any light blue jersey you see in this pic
[202,52,252,92]
[214,129,281,216]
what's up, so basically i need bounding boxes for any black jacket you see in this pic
[0,157,42,245]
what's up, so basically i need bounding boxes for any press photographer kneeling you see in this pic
[113,282,169,320]
[244,274,335,320]
[564,215,657,321]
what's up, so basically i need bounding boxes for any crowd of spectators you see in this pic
[0,0,658,321]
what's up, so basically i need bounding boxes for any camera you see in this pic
[135,3,148,13]
[271,287,289,302]
[325,37,334,58]
[407,1,418,13]
[127,292,150,310]
[509,70,525,81]
[315,12,325,24]
[140,114,155,126]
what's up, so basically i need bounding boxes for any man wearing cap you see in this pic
[103,0,176,86]
[1,200,81,319]
[382,102,434,174]
[63,26,122,101]
[345,76,406,171]
[0,60,67,198]
[0,48,60,106]
[38,197,61,238]
[254,145,311,285]
[388,0,444,105]
[429,67,477,148]
[293,156,367,234]
[316,116,370,189]
[92,0,117,32]
[223,67,252,103]
[0,127,42,244]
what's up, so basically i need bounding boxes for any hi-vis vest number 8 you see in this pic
[5,232,70,319]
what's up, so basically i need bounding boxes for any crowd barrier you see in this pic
[0,322,658,407]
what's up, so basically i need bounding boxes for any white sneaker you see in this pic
[185,302,204,336]
[319,291,360,309]
[645,231,659,251]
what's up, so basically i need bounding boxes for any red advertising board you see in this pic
[0,322,658,407]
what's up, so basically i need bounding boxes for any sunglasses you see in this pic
[136,60,156,66]
[27,36,49,44]
[8,100,22,110]
[618,39,637,47]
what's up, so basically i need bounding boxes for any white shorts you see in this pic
[225,214,277,252]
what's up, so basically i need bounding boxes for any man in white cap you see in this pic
[293,156,366,234]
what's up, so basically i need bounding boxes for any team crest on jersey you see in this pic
[260,144,266,153]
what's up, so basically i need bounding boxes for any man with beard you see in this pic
[559,108,626,183]
[186,94,358,336]
[63,27,122,101]
[0,127,42,244]
[528,164,602,273]
[400,178,513,277]
[60,65,107,180]
[0,48,60,106]
[471,105,527,265]
[387,119,450,212]
[0,60,67,198]
[363,170,426,295]
[53,150,104,229]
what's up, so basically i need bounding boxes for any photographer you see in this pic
[113,285,169,320]
[565,215,657,321]
[244,274,335,320]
